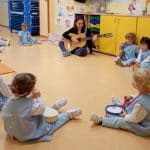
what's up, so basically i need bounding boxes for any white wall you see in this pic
[0,2,9,26]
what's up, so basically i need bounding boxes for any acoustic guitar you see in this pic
[64,33,112,51]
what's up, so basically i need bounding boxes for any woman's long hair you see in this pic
[73,17,86,33]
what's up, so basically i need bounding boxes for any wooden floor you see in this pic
[0,26,150,150]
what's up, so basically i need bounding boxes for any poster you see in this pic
[56,0,75,29]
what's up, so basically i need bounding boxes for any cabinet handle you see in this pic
[117,19,120,24]
[114,18,117,23]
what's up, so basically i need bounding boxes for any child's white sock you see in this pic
[90,113,102,124]
[51,98,67,110]
[66,108,82,119]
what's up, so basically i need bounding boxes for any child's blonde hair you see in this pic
[125,33,137,44]
[132,68,150,94]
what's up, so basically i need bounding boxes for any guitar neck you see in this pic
[81,34,102,42]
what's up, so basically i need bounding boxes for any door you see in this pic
[39,0,49,36]
[99,15,117,55]
[116,16,137,55]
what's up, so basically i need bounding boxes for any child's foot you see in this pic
[37,40,42,44]
[116,59,126,67]
[112,96,120,105]
[63,51,71,57]
[51,98,67,110]
[0,46,5,53]
[114,57,120,64]
[66,108,82,119]
[90,113,102,124]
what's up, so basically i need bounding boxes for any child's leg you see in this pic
[91,113,131,130]
[50,98,67,110]
[49,113,69,134]
[50,108,82,134]
[102,117,131,130]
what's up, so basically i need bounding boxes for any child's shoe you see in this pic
[116,59,126,67]
[66,108,82,119]
[51,98,67,110]
[0,46,5,53]
[90,113,102,124]
[37,40,42,44]
[112,96,120,105]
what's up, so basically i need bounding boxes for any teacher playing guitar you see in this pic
[59,17,98,57]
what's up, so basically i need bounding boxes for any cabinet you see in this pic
[137,17,150,43]
[99,15,137,55]
[8,0,39,35]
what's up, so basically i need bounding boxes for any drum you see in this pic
[44,107,59,123]
[105,105,122,117]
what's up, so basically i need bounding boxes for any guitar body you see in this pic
[63,32,112,51]
[64,33,87,51]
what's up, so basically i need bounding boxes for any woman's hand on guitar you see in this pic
[71,37,79,44]
[92,34,98,42]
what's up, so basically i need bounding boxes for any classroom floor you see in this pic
[0,26,150,150]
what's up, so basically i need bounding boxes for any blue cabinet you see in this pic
[8,0,39,35]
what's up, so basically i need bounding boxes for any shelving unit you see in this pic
[75,13,101,49]
[8,0,39,35]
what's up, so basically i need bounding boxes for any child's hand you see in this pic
[71,37,79,44]
[31,89,41,99]
[120,110,126,117]
[131,61,139,70]
[124,96,133,102]
[120,42,127,49]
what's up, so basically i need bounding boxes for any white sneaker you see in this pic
[66,108,82,119]
[112,96,120,105]
[51,98,67,110]
[90,112,102,124]
[37,40,42,44]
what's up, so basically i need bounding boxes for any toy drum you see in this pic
[105,105,122,117]
[44,107,59,123]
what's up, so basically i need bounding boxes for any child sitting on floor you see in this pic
[115,33,139,67]
[90,68,150,136]
[132,37,150,69]
[2,73,82,142]
[18,23,41,45]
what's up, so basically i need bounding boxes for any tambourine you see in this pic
[44,107,59,123]
[105,105,122,117]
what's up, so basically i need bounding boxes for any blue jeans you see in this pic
[59,41,88,57]
[102,117,131,130]
[50,113,69,134]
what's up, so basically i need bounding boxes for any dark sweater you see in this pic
[62,27,95,53]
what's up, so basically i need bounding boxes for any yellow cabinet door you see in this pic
[99,15,117,55]
[116,16,137,55]
[137,17,150,43]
